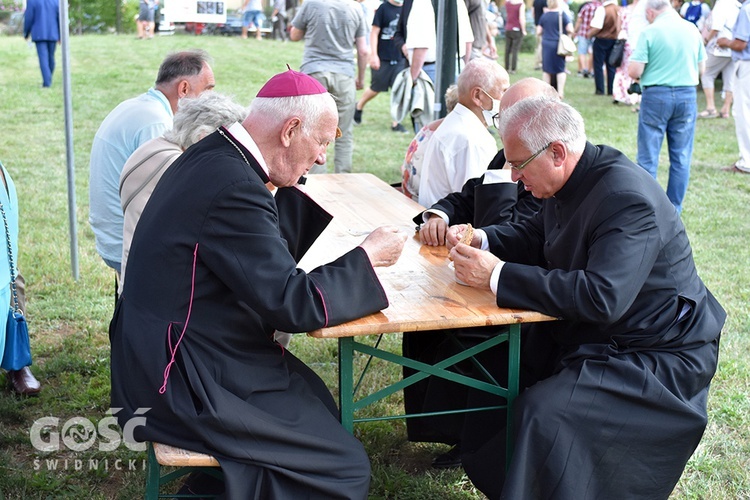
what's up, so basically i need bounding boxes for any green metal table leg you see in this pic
[506,324,521,469]
[339,336,355,432]
[145,442,160,500]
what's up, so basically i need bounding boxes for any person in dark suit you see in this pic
[402,78,553,469]
[450,96,725,499]
[109,69,407,498]
[23,0,60,88]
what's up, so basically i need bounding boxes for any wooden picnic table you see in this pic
[298,173,556,465]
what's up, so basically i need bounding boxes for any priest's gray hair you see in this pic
[249,93,337,137]
[165,93,247,150]
[497,96,586,154]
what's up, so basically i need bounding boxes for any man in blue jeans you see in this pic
[628,0,706,213]
[588,0,619,94]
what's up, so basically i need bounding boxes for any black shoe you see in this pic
[431,445,462,469]
[391,123,407,133]
[354,108,362,125]
[8,366,41,396]
[595,90,604,95]
[178,472,225,497]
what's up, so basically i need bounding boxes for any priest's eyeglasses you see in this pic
[507,142,552,171]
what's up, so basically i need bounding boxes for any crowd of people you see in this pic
[6,0,749,496]
[541,0,748,177]
[334,0,748,187]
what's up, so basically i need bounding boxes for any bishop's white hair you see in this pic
[249,92,337,137]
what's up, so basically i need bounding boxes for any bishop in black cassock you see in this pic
[109,70,406,499]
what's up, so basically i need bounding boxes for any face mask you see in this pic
[482,94,501,128]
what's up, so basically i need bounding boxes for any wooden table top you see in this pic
[298,173,557,339]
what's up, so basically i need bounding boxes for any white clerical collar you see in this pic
[226,122,269,178]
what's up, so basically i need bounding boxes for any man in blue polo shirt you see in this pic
[88,50,215,280]
[628,0,706,213]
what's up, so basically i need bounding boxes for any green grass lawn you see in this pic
[0,32,748,499]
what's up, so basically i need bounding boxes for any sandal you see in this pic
[719,111,730,119]
[698,109,718,118]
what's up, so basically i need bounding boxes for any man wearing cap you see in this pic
[290,0,369,174]
[109,69,407,498]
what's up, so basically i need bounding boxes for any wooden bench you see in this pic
[145,442,223,499]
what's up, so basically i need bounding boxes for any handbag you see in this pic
[609,38,626,67]
[0,201,32,371]
[557,12,576,57]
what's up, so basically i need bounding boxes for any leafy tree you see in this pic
[67,0,138,34]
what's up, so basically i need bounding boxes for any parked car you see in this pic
[185,10,271,37]
[184,21,208,35]
[204,12,243,36]
[205,11,272,36]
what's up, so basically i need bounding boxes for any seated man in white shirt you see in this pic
[417,58,509,208]
[404,78,555,470]
[415,78,558,245]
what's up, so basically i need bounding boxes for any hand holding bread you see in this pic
[447,224,475,259]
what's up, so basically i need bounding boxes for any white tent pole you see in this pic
[59,0,79,280]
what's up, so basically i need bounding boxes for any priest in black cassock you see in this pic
[109,69,407,499]
[402,78,551,468]
[450,96,725,499]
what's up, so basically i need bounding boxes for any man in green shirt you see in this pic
[628,0,706,213]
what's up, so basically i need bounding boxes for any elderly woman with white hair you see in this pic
[118,92,247,286]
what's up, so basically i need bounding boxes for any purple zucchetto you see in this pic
[256,66,327,98]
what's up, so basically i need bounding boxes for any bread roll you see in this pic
[459,224,474,246]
